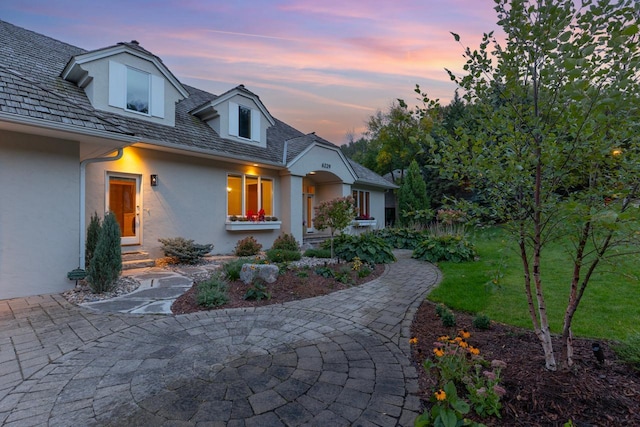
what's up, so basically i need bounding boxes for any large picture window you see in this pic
[227,174,273,218]
[126,67,150,114]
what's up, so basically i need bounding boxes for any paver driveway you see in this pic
[0,250,439,426]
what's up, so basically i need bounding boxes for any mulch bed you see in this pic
[410,301,640,426]
[171,262,385,314]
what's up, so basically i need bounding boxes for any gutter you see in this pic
[78,148,124,269]
[0,112,136,143]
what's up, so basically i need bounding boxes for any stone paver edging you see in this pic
[0,250,440,426]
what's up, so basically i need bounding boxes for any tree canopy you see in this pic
[418,0,640,370]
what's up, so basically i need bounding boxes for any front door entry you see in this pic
[107,174,140,245]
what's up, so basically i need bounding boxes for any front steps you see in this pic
[122,251,155,270]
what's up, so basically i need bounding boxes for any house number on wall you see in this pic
[321,163,331,169]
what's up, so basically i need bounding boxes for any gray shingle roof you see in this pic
[0,19,390,187]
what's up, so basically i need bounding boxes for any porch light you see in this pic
[150,174,158,186]
[227,187,232,192]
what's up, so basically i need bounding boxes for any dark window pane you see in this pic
[239,106,251,139]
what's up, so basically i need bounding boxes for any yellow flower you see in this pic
[454,336,463,343]
[459,329,471,339]
[459,340,469,349]
[469,346,480,355]
[409,337,418,345]
[437,335,450,342]
[435,389,446,401]
[433,348,445,357]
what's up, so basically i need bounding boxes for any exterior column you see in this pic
[280,173,304,245]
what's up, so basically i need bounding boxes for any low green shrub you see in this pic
[158,237,213,264]
[234,236,262,256]
[222,258,246,281]
[441,310,457,327]
[374,227,428,249]
[243,278,271,301]
[412,234,476,263]
[196,275,229,307]
[314,266,335,278]
[266,249,301,263]
[328,232,396,264]
[613,333,640,371]
[335,265,353,284]
[303,248,332,258]
[473,314,492,330]
[271,233,300,251]
[435,303,448,317]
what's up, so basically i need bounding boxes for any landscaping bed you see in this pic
[171,261,385,314]
[411,301,640,426]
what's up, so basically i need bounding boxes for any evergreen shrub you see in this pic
[158,237,213,264]
[86,211,122,293]
[85,211,101,268]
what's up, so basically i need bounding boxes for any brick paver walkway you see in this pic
[0,250,440,426]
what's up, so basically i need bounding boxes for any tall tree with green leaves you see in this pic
[419,0,640,371]
[366,100,432,180]
[397,160,431,226]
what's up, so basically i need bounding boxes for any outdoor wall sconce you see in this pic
[150,174,158,187]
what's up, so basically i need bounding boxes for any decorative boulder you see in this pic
[240,264,279,284]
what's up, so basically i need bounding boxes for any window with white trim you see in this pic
[229,101,261,142]
[352,190,370,219]
[227,174,273,218]
[108,60,165,118]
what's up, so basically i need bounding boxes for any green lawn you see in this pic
[427,226,639,342]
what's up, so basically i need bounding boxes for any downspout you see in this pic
[282,139,288,165]
[79,148,124,268]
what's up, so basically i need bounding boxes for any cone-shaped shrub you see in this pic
[85,211,101,268]
[87,211,122,293]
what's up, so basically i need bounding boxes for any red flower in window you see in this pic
[258,208,266,221]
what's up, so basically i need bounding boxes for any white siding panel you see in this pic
[251,109,261,142]
[108,60,126,108]
[228,102,239,137]
[151,74,165,118]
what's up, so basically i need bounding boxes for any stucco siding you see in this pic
[85,147,282,258]
[0,131,79,299]
[289,146,355,184]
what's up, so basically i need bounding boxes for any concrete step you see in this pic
[122,258,155,270]
[122,251,155,270]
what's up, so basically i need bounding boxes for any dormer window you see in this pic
[229,101,260,142]
[108,61,165,118]
[126,67,150,114]
[238,105,251,139]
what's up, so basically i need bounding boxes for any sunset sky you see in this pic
[1,1,501,144]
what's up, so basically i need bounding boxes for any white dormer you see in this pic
[61,41,189,126]
[190,85,275,147]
